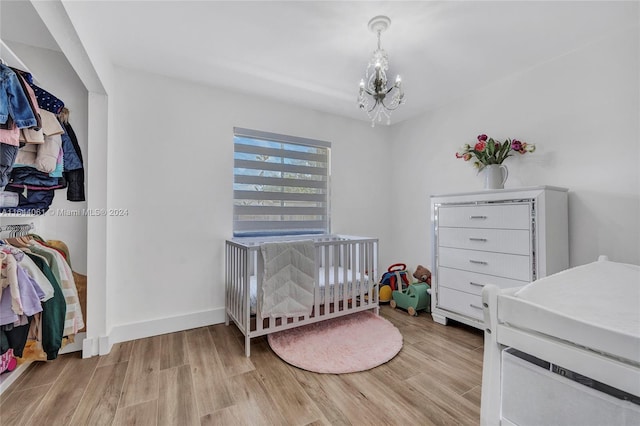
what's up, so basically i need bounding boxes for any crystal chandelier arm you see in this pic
[379,98,402,111]
[366,100,381,114]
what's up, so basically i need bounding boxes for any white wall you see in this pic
[106,66,391,341]
[390,25,640,270]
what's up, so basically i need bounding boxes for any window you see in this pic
[233,127,331,237]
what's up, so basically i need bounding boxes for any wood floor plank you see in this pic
[200,405,248,426]
[26,353,100,425]
[208,324,254,377]
[371,340,430,382]
[6,354,72,392]
[288,367,351,425]
[427,321,484,351]
[160,331,188,370]
[344,369,441,425]
[97,340,134,367]
[383,308,434,344]
[222,370,288,425]
[407,371,481,425]
[119,335,162,408]
[400,344,480,395]
[186,327,234,416]
[411,339,483,384]
[112,399,158,426]
[158,364,199,426]
[0,383,50,424]
[462,384,482,408]
[248,340,326,425]
[307,372,401,425]
[69,361,128,426]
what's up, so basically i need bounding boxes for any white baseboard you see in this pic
[106,307,226,350]
[82,335,100,358]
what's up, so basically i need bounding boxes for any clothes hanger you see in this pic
[20,235,33,245]
[6,237,29,248]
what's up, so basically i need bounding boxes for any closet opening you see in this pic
[1,0,94,393]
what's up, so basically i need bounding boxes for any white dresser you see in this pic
[430,186,569,329]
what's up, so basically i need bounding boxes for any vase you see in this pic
[483,164,508,189]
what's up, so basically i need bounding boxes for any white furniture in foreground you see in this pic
[430,186,568,329]
[481,256,640,425]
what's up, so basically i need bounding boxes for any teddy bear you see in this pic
[413,265,432,285]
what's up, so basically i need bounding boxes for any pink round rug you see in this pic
[267,311,403,374]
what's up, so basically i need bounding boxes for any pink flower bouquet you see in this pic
[456,134,535,170]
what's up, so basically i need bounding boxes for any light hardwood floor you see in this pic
[0,306,484,425]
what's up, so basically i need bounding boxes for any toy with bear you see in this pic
[379,263,432,316]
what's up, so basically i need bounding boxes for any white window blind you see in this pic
[233,127,331,237]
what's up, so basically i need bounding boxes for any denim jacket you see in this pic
[0,64,37,128]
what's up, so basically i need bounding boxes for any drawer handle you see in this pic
[469,237,487,242]
[469,215,487,219]
[470,304,483,310]
[469,260,488,265]
[469,282,485,287]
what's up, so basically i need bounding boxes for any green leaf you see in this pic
[487,140,495,157]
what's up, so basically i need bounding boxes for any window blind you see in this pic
[233,127,331,237]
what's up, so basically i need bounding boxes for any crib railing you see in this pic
[225,234,379,356]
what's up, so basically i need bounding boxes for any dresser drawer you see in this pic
[438,267,528,295]
[438,247,532,281]
[437,203,531,230]
[437,287,484,321]
[438,227,530,255]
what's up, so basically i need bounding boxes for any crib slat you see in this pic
[334,243,340,312]
[358,241,364,307]
[315,245,321,318]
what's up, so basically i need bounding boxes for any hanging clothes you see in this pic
[0,65,41,190]
[24,252,66,360]
[58,108,85,202]
[11,68,65,115]
[0,233,80,363]
[26,241,84,336]
[0,66,73,212]
[0,64,38,129]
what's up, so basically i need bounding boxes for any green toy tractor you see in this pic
[390,282,431,316]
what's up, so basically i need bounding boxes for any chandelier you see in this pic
[358,15,405,127]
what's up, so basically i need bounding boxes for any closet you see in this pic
[0,1,91,394]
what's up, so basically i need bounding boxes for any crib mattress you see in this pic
[498,259,640,364]
[250,267,368,314]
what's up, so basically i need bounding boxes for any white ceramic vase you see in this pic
[483,164,508,189]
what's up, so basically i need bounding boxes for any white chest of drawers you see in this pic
[430,186,569,329]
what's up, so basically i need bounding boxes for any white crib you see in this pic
[225,234,379,356]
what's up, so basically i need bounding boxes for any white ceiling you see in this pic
[2,1,638,125]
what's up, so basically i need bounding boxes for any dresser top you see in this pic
[431,185,568,199]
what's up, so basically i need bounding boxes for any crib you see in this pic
[225,234,379,356]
